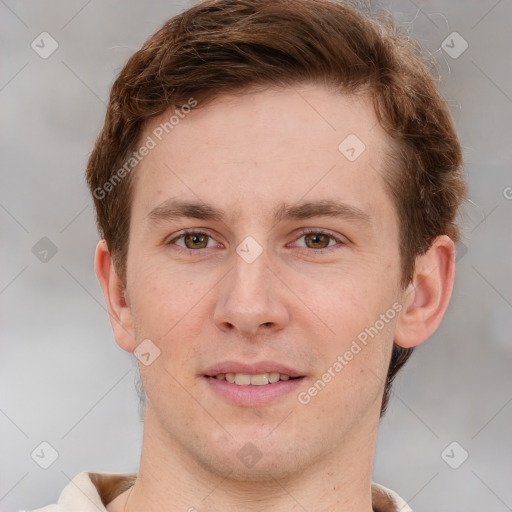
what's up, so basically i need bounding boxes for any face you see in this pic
[122,84,404,480]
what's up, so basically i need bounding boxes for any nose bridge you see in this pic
[213,243,289,335]
[228,246,272,308]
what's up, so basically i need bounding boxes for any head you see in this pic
[88,0,466,480]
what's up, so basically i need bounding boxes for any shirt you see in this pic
[27,472,413,512]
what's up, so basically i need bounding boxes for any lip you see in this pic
[203,360,304,378]
[204,375,304,406]
[203,360,306,407]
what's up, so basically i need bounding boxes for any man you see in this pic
[31,0,466,510]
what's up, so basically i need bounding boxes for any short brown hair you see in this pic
[86,0,466,415]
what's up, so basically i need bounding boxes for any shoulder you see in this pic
[371,481,413,512]
[23,506,60,512]
[25,471,136,512]
[24,472,101,511]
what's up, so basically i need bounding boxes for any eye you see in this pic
[293,229,343,250]
[168,230,219,250]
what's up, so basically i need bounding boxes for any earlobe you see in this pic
[94,240,136,353]
[394,235,456,349]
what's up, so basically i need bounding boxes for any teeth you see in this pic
[213,373,294,385]
[235,373,251,386]
[250,373,269,386]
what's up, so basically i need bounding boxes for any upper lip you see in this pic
[204,361,304,378]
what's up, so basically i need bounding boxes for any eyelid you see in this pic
[166,229,223,249]
[165,228,346,252]
[289,228,346,250]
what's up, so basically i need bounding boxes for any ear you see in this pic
[394,235,456,349]
[94,239,136,353]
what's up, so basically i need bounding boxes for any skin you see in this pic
[96,84,455,511]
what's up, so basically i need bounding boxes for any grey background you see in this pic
[1,1,511,511]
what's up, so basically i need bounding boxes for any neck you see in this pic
[114,407,379,512]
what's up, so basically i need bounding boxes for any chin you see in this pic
[192,428,320,483]
[203,448,306,482]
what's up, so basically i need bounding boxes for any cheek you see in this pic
[300,313,397,423]
[127,258,214,353]
[292,267,399,384]
[130,269,210,404]
[291,268,391,339]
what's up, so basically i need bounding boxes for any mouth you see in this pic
[203,362,305,406]
[205,372,303,386]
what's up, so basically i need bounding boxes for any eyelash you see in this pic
[166,230,219,253]
[166,228,345,254]
[291,228,345,253]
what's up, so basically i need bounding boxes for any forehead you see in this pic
[130,84,394,228]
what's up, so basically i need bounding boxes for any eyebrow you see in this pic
[146,200,225,223]
[273,199,371,224]
[145,199,371,225]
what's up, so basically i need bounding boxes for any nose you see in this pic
[213,247,290,339]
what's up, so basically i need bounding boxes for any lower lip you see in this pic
[204,376,304,406]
